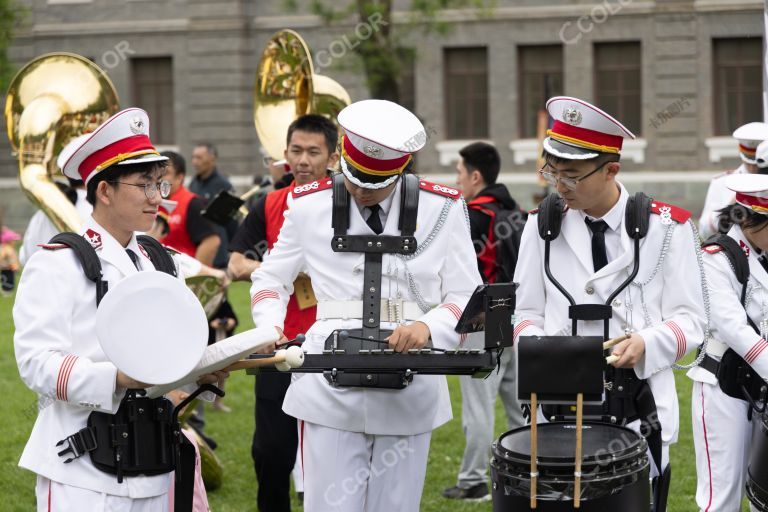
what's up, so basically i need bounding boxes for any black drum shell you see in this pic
[491,422,650,511]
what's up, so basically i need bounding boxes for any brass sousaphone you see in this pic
[250,30,351,308]
[254,29,351,161]
[5,52,120,232]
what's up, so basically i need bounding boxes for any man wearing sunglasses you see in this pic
[513,97,707,511]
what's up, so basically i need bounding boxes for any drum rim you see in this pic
[493,421,647,466]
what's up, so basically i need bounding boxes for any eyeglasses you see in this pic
[538,161,610,191]
[109,180,171,199]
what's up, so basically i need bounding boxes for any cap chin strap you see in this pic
[340,158,400,190]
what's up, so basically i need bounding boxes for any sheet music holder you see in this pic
[454,282,517,350]
[201,190,244,225]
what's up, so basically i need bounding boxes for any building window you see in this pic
[131,57,175,145]
[713,37,763,135]
[398,48,416,114]
[519,45,563,139]
[594,42,641,135]
[444,47,489,139]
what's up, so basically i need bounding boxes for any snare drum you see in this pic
[491,422,650,511]
[747,413,768,511]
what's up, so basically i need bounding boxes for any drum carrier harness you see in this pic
[535,192,665,483]
[51,232,219,512]
[699,234,768,418]
[324,172,420,389]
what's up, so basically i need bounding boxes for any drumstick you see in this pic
[605,355,620,365]
[225,346,304,371]
[574,392,583,508]
[602,333,631,350]
[530,392,538,509]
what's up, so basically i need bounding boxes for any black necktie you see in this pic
[126,248,140,270]
[366,204,383,235]
[585,218,609,272]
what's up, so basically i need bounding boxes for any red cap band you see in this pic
[736,192,768,212]
[342,136,410,176]
[549,120,624,153]
[79,134,156,181]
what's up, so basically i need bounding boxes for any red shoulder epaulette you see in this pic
[291,178,333,199]
[702,244,723,254]
[650,200,691,223]
[419,180,461,199]
[38,243,69,251]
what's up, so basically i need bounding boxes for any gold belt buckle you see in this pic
[293,274,317,310]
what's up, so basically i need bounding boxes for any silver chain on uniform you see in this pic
[631,219,711,372]
[396,197,457,313]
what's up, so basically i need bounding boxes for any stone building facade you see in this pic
[0,1,763,198]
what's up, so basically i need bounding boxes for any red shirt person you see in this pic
[160,151,220,266]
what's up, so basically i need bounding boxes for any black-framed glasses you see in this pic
[109,180,171,199]
[538,161,610,191]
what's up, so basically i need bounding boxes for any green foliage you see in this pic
[281,0,495,102]
[0,0,25,92]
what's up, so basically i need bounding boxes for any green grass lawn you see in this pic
[0,281,750,510]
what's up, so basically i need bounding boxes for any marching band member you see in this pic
[250,99,482,512]
[698,122,768,239]
[229,113,340,512]
[513,97,707,511]
[690,171,768,511]
[13,108,224,511]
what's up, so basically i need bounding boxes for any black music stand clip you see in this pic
[517,335,605,405]
[455,283,517,350]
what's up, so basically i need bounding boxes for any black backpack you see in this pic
[468,199,527,283]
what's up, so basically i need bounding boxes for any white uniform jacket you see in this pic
[513,183,706,447]
[250,178,483,436]
[689,225,768,384]
[19,189,93,266]
[698,164,746,240]
[13,216,175,497]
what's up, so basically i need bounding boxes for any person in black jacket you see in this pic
[443,142,528,502]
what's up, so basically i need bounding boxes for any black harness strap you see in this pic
[328,173,420,388]
[137,235,178,277]
[331,173,419,340]
[702,234,768,416]
[49,232,109,306]
[51,231,196,507]
[536,192,665,476]
[48,232,177,306]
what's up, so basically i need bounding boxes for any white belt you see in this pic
[704,336,728,359]
[316,299,425,323]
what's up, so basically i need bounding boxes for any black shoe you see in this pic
[442,483,491,501]
[297,491,304,503]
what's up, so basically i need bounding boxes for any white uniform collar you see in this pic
[81,215,147,273]
[580,182,628,232]
[354,178,399,218]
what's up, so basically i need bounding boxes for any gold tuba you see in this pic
[5,53,120,232]
[253,28,351,165]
